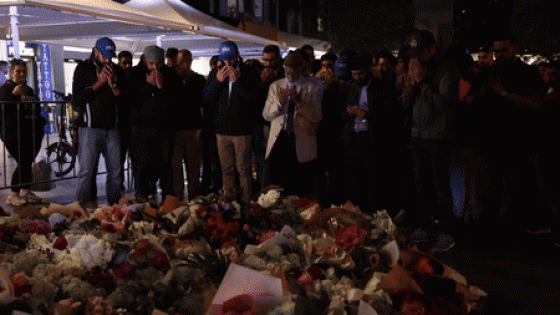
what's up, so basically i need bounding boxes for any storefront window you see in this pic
[254,0,263,22]
[219,0,244,18]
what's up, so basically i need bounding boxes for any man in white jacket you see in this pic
[262,50,323,197]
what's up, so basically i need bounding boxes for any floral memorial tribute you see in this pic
[0,188,485,315]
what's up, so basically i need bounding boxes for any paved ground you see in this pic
[0,176,559,314]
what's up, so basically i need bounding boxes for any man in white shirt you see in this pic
[263,50,323,197]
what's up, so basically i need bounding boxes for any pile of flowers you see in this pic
[0,189,485,315]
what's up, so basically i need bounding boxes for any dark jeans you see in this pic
[411,138,454,233]
[269,131,317,197]
[76,128,122,205]
[131,126,174,199]
[2,130,44,192]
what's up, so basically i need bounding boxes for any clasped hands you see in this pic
[347,105,369,119]
[96,63,117,87]
[146,68,164,89]
[315,67,335,81]
[278,86,302,105]
[217,64,241,83]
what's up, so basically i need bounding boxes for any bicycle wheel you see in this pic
[46,142,76,177]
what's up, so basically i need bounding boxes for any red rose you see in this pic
[134,239,153,256]
[413,257,434,276]
[335,224,367,251]
[223,221,239,233]
[112,261,136,279]
[207,212,224,227]
[24,220,51,235]
[292,198,314,210]
[306,264,323,280]
[222,294,256,315]
[52,235,68,250]
[153,252,170,271]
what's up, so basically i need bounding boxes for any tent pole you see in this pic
[9,6,21,59]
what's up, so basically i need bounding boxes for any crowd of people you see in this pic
[1,28,559,251]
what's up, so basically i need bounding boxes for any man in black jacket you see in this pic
[342,54,402,215]
[72,37,125,206]
[203,40,261,205]
[128,45,182,202]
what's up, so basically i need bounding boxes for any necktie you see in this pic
[286,98,296,135]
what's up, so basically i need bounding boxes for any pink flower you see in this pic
[297,271,314,287]
[297,264,323,288]
[257,230,277,244]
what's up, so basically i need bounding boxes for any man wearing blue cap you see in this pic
[72,36,126,206]
[203,40,261,207]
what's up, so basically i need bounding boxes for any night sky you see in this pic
[455,0,560,55]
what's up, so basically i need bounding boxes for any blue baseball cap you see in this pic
[218,40,238,61]
[95,37,116,59]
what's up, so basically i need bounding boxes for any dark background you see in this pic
[114,0,560,56]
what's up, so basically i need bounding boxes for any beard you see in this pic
[356,77,370,87]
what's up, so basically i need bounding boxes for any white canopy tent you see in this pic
[124,0,284,56]
[0,0,282,57]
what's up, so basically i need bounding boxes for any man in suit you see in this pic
[342,53,402,214]
[263,50,323,197]
[203,41,262,205]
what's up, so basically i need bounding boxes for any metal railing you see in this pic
[0,100,132,193]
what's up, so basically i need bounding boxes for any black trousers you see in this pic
[411,138,454,233]
[2,128,44,192]
[131,126,174,198]
[269,131,317,198]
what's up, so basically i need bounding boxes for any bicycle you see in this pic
[46,92,78,177]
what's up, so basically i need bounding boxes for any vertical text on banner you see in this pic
[40,44,54,134]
